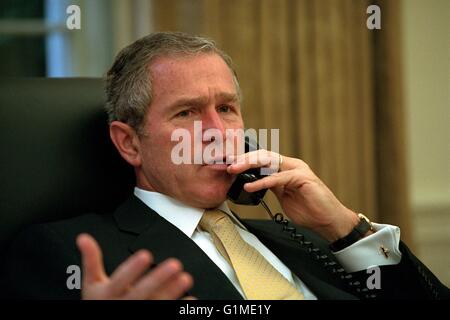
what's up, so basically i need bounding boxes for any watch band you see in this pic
[329,213,374,252]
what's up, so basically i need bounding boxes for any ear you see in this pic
[109,121,142,167]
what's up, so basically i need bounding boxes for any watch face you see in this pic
[357,213,374,231]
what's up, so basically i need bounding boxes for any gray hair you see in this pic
[105,32,241,133]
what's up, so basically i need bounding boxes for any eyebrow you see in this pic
[167,92,240,112]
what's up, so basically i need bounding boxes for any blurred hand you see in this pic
[76,233,194,300]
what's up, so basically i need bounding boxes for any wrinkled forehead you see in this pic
[148,52,235,80]
[148,53,239,105]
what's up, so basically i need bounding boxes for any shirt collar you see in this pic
[134,187,245,238]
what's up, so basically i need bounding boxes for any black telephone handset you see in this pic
[225,135,373,299]
[226,136,267,205]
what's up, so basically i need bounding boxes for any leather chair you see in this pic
[0,78,135,258]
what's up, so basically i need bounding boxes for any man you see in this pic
[2,32,448,300]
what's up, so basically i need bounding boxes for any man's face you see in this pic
[136,53,244,208]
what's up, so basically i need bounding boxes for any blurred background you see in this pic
[0,0,448,285]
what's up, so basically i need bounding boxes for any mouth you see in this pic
[204,163,229,171]
[202,155,232,171]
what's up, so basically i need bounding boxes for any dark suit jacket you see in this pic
[1,195,449,300]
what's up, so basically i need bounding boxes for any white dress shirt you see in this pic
[134,187,402,299]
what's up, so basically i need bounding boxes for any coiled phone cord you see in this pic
[260,199,377,299]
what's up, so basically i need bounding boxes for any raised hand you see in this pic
[76,233,194,299]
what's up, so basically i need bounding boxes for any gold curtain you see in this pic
[149,0,413,245]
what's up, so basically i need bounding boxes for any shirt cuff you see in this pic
[332,223,402,273]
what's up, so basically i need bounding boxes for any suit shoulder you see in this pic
[43,212,115,235]
[10,213,115,253]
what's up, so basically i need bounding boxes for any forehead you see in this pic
[148,53,237,105]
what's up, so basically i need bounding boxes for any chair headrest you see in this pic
[0,78,135,251]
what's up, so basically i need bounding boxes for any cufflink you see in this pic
[380,245,390,258]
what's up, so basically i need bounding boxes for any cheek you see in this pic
[145,136,195,174]
[140,134,173,170]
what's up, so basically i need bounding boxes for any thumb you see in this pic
[76,233,107,285]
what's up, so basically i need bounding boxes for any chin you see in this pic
[189,183,230,208]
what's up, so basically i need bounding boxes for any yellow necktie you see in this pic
[200,209,304,300]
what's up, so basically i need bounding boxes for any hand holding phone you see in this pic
[226,136,268,205]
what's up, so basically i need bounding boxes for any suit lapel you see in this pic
[114,196,243,300]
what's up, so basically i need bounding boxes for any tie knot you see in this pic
[199,209,230,233]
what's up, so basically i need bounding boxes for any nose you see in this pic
[201,108,226,140]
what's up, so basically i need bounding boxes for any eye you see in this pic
[176,110,192,118]
[218,105,231,113]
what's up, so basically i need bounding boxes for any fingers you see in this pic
[243,172,290,193]
[107,250,153,296]
[148,272,193,300]
[125,258,193,300]
[77,234,194,300]
[227,150,314,194]
[76,233,107,284]
[243,168,313,193]
[227,150,280,175]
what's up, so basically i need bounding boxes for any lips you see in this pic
[202,155,233,171]
[204,163,229,171]
[202,154,233,165]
